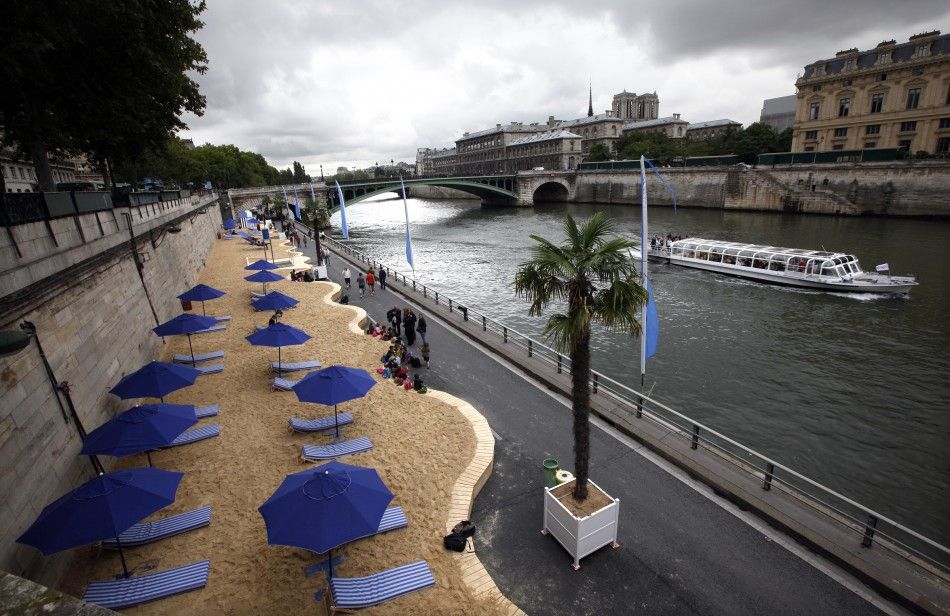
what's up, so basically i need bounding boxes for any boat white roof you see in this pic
[672,237,850,260]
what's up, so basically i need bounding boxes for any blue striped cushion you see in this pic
[271,360,321,372]
[329,560,434,610]
[195,405,219,419]
[173,351,224,364]
[196,363,224,375]
[272,377,299,391]
[102,506,211,548]
[83,559,211,609]
[213,315,231,322]
[192,325,226,335]
[289,413,353,433]
[301,436,372,461]
[376,506,408,534]
[167,424,220,447]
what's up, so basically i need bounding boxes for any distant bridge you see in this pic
[227,171,578,211]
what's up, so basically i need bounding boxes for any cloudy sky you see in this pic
[179,0,950,173]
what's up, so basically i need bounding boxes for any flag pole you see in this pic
[639,155,648,385]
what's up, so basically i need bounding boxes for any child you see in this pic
[421,342,430,368]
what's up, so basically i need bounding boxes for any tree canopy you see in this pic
[613,123,793,164]
[0,0,209,190]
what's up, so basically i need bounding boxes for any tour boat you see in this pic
[647,238,918,294]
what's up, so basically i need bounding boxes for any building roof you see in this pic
[555,113,623,129]
[622,116,687,130]
[458,122,542,140]
[687,119,742,130]
[802,32,949,78]
[430,148,457,159]
[509,130,582,146]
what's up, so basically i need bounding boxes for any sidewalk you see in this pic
[298,238,887,616]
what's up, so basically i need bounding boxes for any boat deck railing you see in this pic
[297,222,948,580]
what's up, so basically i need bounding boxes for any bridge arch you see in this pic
[532,180,570,203]
[332,178,519,208]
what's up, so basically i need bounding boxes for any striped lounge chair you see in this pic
[325,560,434,614]
[195,405,219,419]
[102,506,212,548]
[196,363,224,376]
[173,351,224,364]
[288,413,353,433]
[301,436,372,462]
[272,377,299,391]
[212,315,231,322]
[192,325,226,335]
[370,506,408,537]
[83,559,211,610]
[272,360,321,372]
[164,424,220,448]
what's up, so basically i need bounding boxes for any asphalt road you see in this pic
[294,234,888,616]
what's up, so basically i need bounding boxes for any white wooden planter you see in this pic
[541,478,620,570]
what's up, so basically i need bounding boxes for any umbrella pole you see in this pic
[146,450,153,467]
[115,536,131,578]
[277,346,282,377]
[334,404,340,439]
[188,334,196,367]
[201,301,207,316]
[328,548,334,579]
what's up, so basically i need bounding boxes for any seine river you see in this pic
[329,195,950,545]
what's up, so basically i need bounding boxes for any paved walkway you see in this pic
[294,236,890,616]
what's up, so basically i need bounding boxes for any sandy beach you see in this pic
[57,235,508,615]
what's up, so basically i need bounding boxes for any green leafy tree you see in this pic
[0,1,208,190]
[514,214,647,501]
[292,161,311,183]
[585,143,612,162]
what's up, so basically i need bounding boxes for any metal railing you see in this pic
[296,220,950,577]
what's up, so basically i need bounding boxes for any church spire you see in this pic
[587,83,594,117]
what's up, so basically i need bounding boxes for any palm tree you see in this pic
[515,213,647,501]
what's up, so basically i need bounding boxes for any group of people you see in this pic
[386,306,426,346]
[375,335,429,393]
[650,232,688,251]
[289,269,314,282]
[342,266,390,299]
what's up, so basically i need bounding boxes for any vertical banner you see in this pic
[400,176,415,272]
[335,181,349,239]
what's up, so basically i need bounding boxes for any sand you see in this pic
[58,236,509,615]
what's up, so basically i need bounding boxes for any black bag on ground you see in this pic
[410,357,422,368]
[443,532,466,552]
[452,520,476,538]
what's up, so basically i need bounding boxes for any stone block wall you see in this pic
[0,203,222,587]
[573,168,728,208]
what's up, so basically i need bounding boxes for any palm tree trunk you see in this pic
[570,328,592,501]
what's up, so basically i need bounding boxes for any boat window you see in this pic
[848,263,859,274]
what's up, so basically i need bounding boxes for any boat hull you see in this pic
[648,251,916,294]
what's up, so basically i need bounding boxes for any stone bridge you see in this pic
[227,171,578,211]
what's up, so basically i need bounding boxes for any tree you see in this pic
[292,161,311,183]
[0,1,209,190]
[586,143,612,162]
[514,214,647,501]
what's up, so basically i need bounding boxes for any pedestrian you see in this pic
[323,247,330,266]
[421,342,430,368]
[404,309,417,345]
[387,306,402,335]
[366,269,376,296]
[416,314,427,345]
[357,273,366,299]
[302,234,308,248]
[343,267,351,289]
[378,266,387,290]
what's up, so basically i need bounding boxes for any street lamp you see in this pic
[319,164,324,181]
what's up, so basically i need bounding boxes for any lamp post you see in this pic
[320,164,324,181]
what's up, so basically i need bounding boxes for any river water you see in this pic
[328,195,950,545]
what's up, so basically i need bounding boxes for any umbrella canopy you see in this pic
[17,467,183,576]
[252,291,299,312]
[109,361,200,402]
[245,269,284,294]
[246,322,311,348]
[258,461,393,555]
[178,284,226,303]
[80,403,197,458]
[223,219,237,229]
[292,365,376,438]
[245,259,279,271]
[153,313,217,337]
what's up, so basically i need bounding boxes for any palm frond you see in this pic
[542,308,590,353]
[592,276,648,335]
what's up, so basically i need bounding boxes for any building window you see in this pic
[812,85,821,92]
[875,73,887,82]
[864,142,877,149]
[900,121,917,133]
[866,124,880,135]
[805,130,818,140]
[838,98,850,117]
[939,118,950,129]
[878,52,890,65]
[898,139,912,151]
[843,79,853,87]
[834,127,848,137]
[832,144,844,150]
[915,44,929,58]
[844,60,855,71]
[906,88,921,109]
[809,102,821,120]
[937,137,950,154]
[870,93,884,113]
[804,146,815,152]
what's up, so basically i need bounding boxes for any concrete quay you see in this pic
[293,229,947,615]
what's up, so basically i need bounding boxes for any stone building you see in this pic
[455,122,547,175]
[686,119,743,139]
[548,114,625,153]
[622,114,689,139]
[429,148,458,175]
[612,90,660,121]
[1,148,83,192]
[505,130,582,172]
[791,30,950,154]
[760,95,797,131]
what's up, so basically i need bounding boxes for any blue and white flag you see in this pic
[335,181,349,240]
[400,176,414,272]
[292,186,301,221]
[643,156,678,213]
[644,280,659,360]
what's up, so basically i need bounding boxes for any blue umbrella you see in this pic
[246,323,311,377]
[245,269,284,294]
[177,284,226,316]
[252,291,299,312]
[292,365,376,438]
[223,219,237,230]
[109,361,200,403]
[153,314,218,366]
[17,467,184,577]
[80,403,197,466]
[258,461,393,578]
[245,259,278,271]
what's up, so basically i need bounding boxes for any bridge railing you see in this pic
[297,220,950,578]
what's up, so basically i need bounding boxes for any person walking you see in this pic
[404,309,417,345]
[323,246,330,266]
[416,314,428,345]
[343,267,351,289]
[421,342,430,368]
[366,270,376,296]
[387,306,402,336]
[357,273,366,299]
[378,266,387,290]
